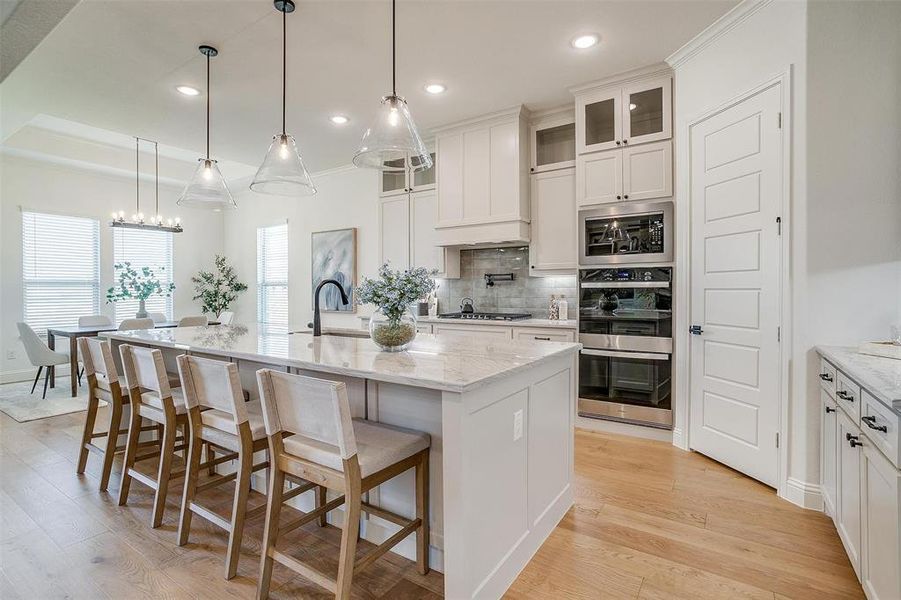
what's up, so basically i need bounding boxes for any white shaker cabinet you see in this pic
[576,141,672,207]
[379,195,410,269]
[529,168,576,272]
[378,191,459,278]
[577,151,622,206]
[836,408,863,576]
[821,391,838,517]
[861,442,901,600]
[530,113,576,174]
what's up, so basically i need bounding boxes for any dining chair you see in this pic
[78,315,113,327]
[16,322,69,399]
[178,315,209,327]
[119,318,155,331]
[217,311,234,325]
[255,369,431,600]
[149,312,168,324]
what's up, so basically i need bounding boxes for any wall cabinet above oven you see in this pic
[577,140,672,207]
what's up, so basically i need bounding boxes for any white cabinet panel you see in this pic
[822,391,838,517]
[490,121,518,218]
[837,410,863,576]
[463,128,491,221]
[575,87,622,154]
[577,151,622,206]
[437,133,464,223]
[513,328,575,343]
[861,443,901,600]
[530,168,576,271]
[379,196,410,269]
[410,191,443,273]
[819,358,837,398]
[623,140,672,201]
[433,324,512,340]
[861,390,900,469]
[621,75,673,146]
[837,371,862,422]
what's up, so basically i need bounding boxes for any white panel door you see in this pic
[837,410,863,575]
[530,168,576,270]
[689,83,783,487]
[577,151,622,206]
[378,195,410,269]
[861,442,901,600]
[623,140,672,201]
[410,191,444,273]
[821,392,838,516]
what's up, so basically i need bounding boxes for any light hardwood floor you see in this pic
[0,405,863,599]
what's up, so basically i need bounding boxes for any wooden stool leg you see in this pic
[117,403,142,506]
[317,486,328,527]
[335,461,362,600]
[177,415,203,546]
[415,450,430,575]
[257,467,285,600]
[76,396,99,474]
[224,431,254,580]
[151,409,177,528]
[98,397,123,492]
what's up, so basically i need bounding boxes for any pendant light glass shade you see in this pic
[353,95,431,172]
[178,158,237,209]
[250,134,316,196]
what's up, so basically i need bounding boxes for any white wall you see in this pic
[0,153,224,381]
[223,166,381,331]
[670,0,901,502]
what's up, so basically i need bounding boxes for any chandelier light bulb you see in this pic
[279,136,290,159]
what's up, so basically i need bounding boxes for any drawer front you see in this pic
[433,324,513,339]
[836,371,862,421]
[819,358,837,398]
[513,328,575,343]
[415,324,433,334]
[861,390,900,469]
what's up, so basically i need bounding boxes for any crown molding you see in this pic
[430,105,529,135]
[568,62,672,96]
[665,0,774,70]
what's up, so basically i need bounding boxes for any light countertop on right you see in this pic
[817,345,901,413]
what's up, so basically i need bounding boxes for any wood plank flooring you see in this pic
[0,405,863,599]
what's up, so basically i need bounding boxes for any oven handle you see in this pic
[581,349,670,361]
[580,281,670,289]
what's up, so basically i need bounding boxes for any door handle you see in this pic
[862,415,888,433]
[689,325,703,335]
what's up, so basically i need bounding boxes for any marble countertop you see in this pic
[361,316,578,329]
[817,346,901,413]
[103,324,580,393]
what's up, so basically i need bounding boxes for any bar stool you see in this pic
[117,344,190,528]
[175,355,316,579]
[255,369,431,600]
[76,337,158,491]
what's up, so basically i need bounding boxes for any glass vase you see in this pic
[369,307,417,352]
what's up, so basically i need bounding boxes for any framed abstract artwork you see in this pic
[311,227,356,312]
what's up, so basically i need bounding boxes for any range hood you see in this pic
[435,219,530,248]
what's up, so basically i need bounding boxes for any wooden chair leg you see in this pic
[30,366,43,394]
[98,399,123,492]
[177,427,203,546]
[205,442,215,476]
[76,396,99,474]
[415,450,430,575]
[117,405,142,506]
[335,482,362,600]
[317,486,328,527]
[151,412,177,528]
[224,433,254,580]
[257,467,285,600]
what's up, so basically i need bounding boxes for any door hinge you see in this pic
[777,326,781,342]
[776,216,782,235]
[776,432,780,448]
[777,112,782,129]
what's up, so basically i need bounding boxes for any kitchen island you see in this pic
[102,324,580,599]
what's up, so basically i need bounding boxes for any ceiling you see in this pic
[0,0,736,174]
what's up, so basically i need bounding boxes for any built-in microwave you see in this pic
[578,201,673,266]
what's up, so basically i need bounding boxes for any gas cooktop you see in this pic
[438,312,532,321]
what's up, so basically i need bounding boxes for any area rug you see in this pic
[0,377,100,422]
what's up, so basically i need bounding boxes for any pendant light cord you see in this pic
[391,0,396,96]
[206,52,211,160]
[282,7,287,135]
[135,137,140,214]
[154,141,159,218]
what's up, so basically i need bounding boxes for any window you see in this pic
[257,224,288,329]
[22,211,100,333]
[112,228,174,322]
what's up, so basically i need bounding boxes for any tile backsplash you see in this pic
[435,247,576,318]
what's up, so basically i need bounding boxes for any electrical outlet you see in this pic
[5,351,15,360]
[513,409,523,441]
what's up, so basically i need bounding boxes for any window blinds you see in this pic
[112,227,174,322]
[257,224,289,329]
[22,211,100,333]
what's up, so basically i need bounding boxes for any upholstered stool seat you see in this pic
[140,387,188,414]
[199,399,267,441]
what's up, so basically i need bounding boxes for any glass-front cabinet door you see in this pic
[411,151,436,191]
[379,157,409,197]
[530,117,576,173]
[576,88,621,154]
[621,76,672,146]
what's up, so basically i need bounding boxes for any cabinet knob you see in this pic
[615,141,621,146]
[623,195,629,200]
[825,406,835,413]
[530,265,535,269]
[616,195,621,200]
[530,167,535,172]
[623,139,629,144]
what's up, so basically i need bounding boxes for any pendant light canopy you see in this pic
[353,0,431,173]
[178,45,237,210]
[250,0,316,196]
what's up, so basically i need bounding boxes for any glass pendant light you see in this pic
[178,45,237,209]
[250,0,316,196]
[353,0,431,172]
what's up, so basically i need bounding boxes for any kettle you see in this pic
[460,297,475,314]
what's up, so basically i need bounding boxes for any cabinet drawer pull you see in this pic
[825,406,835,414]
[862,415,888,433]
[534,336,551,341]
[846,433,863,448]
[837,390,854,402]
[819,373,833,382]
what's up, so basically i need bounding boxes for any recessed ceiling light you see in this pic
[424,83,446,94]
[571,34,599,49]
[176,85,200,96]
[330,115,349,125]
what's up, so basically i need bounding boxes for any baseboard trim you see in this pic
[576,416,673,443]
[782,477,824,511]
[1,365,73,385]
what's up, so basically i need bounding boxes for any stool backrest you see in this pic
[177,355,248,424]
[256,369,357,460]
[119,344,170,396]
[119,318,155,331]
[77,337,118,383]
[178,315,208,327]
[78,315,113,327]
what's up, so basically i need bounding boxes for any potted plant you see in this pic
[106,262,176,318]
[191,255,248,320]
[357,263,436,352]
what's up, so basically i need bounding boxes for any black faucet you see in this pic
[310,279,349,337]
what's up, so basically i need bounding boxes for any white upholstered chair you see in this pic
[78,315,113,327]
[177,315,208,327]
[217,311,234,325]
[255,369,431,599]
[148,312,168,324]
[16,322,68,399]
[119,318,155,331]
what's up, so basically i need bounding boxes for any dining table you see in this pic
[46,321,216,397]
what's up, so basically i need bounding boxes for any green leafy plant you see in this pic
[356,264,437,325]
[191,255,248,317]
[106,262,175,303]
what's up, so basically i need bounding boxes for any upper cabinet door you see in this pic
[530,117,576,174]
[622,140,673,201]
[576,150,622,206]
[576,88,622,154]
[530,168,576,271]
[379,157,410,197]
[411,151,437,192]
[378,195,410,269]
[621,75,672,146]
[410,190,443,273]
